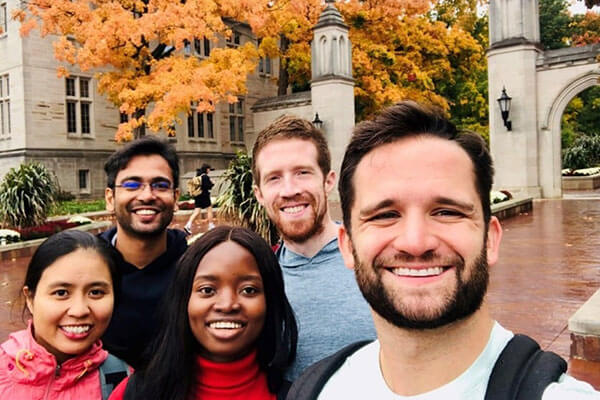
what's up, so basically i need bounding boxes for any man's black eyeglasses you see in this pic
[114,180,173,193]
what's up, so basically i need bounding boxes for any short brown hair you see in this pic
[252,115,331,185]
[339,101,493,232]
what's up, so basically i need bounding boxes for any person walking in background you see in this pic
[0,230,128,400]
[184,163,215,235]
[108,226,297,400]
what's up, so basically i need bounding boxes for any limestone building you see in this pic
[0,0,355,198]
[0,1,279,198]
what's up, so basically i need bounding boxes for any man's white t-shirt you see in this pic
[318,322,600,399]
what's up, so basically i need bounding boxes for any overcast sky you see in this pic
[569,0,600,14]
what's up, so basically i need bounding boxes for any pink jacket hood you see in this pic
[0,321,108,399]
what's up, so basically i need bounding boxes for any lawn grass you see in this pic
[50,199,107,216]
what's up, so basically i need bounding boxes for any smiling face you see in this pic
[254,139,335,244]
[188,241,266,362]
[339,136,502,329]
[24,249,114,364]
[105,154,179,239]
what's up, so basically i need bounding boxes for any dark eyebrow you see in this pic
[239,275,263,284]
[47,281,111,289]
[358,199,395,220]
[47,282,74,289]
[193,275,219,283]
[193,274,263,283]
[119,176,171,183]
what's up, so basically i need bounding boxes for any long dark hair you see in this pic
[21,230,120,317]
[128,226,297,400]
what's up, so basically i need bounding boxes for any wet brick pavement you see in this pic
[1,196,600,386]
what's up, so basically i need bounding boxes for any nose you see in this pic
[391,213,440,257]
[279,175,301,198]
[67,295,91,318]
[214,289,240,313]
[136,183,157,201]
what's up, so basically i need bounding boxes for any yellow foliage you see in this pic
[16,0,270,141]
[258,0,482,119]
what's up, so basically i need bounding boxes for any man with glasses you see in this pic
[100,136,188,367]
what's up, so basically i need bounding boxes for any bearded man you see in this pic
[100,136,187,368]
[252,116,375,379]
[288,101,600,399]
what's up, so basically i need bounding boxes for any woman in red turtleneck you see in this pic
[108,226,297,400]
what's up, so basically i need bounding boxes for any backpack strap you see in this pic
[485,334,567,400]
[99,353,131,400]
[277,379,292,400]
[286,340,372,400]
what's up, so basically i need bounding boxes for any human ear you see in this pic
[324,170,336,194]
[105,188,115,212]
[338,224,356,271]
[486,217,503,267]
[253,185,265,206]
[23,286,34,315]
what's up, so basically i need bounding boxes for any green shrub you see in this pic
[563,135,600,170]
[215,151,277,245]
[0,162,57,228]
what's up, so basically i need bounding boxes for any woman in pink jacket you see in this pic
[0,230,126,399]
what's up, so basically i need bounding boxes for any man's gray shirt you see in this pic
[278,237,376,380]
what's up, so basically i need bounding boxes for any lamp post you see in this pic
[312,113,324,130]
[497,87,512,131]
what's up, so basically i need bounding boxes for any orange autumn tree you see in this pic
[571,10,600,45]
[13,0,270,141]
[257,0,484,120]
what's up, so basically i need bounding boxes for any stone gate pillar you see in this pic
[310,0,355,200]
[488,0,543,198]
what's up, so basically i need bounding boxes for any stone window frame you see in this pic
[187,104,215,142]
[0,73,10,138]
[0,2,7,38]
[65,75,94,137]
[78,169,90,193]
[184,37,211,58]
[228,98,244,144]
[226,30,241,48]
[257,39,272,77]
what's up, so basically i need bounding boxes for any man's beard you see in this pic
[115,203,174,239]
[275,194,327,244]
[354,246,489,330]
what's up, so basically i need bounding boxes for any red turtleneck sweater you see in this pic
[108,350,275,400]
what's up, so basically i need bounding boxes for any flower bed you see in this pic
[178,200,195,210]
[1,217,92,243]
[562,167,600,177]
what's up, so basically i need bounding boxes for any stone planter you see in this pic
[0,221,112,261]
[562,173,600,190]
[491,197,533,220]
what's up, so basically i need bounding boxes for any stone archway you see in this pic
[539,68,600,198]
[488,0,600,198]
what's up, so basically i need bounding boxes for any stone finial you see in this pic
[314,0,347,30]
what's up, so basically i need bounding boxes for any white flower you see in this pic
[490,191,508,204]
[67,215,93,224]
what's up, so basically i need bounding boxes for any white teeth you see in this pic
[209,321,243,329]
[135,209,156,215]
[391,267,444,277]
[62,325,90,334]
[282,205,304,214]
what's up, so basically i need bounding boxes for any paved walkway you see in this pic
[1,195,600,386]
